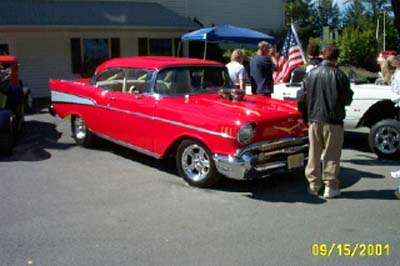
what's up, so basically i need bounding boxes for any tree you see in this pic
[285,0,318,45]
[338,28,378,70]
[343,0,369,29]
[314,0,341,31]
[392,0,400,37]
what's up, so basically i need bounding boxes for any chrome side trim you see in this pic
[98,105,235,139]
[53,91,235,140]
[153,116,236,139]
[93,131,161,159]
[51,91,96,106]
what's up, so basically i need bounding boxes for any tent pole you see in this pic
[203,39,208,59]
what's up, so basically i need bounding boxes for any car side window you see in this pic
[125,69,151,94]
[95,68,125,92]
[155,69,191,95]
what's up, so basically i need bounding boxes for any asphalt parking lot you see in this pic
[1,111,399,266]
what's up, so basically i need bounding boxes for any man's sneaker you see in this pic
[391,169,400,179]
[323,187,341,199]
[307,185,320,196]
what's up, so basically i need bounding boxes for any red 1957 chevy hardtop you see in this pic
[49,56,308,187]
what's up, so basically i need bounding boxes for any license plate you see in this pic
[288,153,304,169]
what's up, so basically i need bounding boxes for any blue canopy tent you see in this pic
[181,24,276,59]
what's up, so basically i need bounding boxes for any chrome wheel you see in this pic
[181,144,211,182]
[73,116,87,140]
[374,126,400,155]
[27,93,33,110]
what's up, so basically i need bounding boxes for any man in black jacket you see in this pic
[298,45,353,199]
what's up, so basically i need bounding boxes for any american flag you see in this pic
[274,24,306,84]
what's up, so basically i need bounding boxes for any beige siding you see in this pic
[0,29,189,98]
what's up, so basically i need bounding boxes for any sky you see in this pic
[334,0,350,11]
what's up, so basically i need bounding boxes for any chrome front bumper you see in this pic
[214,136,308,180]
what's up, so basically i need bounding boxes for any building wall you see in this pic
[0,29,189,98]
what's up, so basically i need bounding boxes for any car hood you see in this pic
[157,93,307,140]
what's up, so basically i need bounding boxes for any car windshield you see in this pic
[154,66,232,95]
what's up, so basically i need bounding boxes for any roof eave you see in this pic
[0,25,198,31]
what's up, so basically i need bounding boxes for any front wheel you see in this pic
[176,139,221,187]
[71,116,94,147]
[369,119,400,159]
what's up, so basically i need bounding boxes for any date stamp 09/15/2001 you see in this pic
[311,243,391,257]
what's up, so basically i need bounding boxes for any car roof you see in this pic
[95,56,224,74]
[0,55,17,64]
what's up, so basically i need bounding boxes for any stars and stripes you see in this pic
[274,24,306,84]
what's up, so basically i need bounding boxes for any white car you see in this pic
[272,68,400,159]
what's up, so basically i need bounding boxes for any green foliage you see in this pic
[285,0,399,69]
[338,28,379,71]
[222,48,256,63]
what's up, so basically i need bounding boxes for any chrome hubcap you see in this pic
[374,126,400,154]
[181,144,210,182]
[74,117,87,140]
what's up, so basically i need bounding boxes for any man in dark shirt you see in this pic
[250,41,278,96]
[298,45,353,199]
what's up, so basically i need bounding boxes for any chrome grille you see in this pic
[235,136,309,166]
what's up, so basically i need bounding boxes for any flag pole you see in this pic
[291,23,307,64]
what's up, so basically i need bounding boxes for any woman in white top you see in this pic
[226,49,246,90]
[381,55,400,197]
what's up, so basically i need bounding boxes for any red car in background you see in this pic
[0,56,27,153]
[49,56,308,187]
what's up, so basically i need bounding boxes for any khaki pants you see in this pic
[305,122,344,190]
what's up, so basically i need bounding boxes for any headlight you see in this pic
[237,122,256,145]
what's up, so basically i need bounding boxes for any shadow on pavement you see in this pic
[0,120,74,162]
[93,138,178,175]
[342,155,400,166]
[212,171,328,204]
[339,166,385,189]
[341,190,398,200]
[343,130,371,153]
[70,132,397,203]
[210,165,393,203]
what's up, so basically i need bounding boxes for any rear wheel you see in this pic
[24,91,33,113]
[71,116,94,147]
[369,119,400,159]
[176,139,221,188]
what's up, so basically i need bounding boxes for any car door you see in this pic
[90,68,126,138]
[103,68,156,153]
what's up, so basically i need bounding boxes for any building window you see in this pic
[138,38,177,56]
[83,39,109,69]
[0,44,9,55]
[70,38,120,77]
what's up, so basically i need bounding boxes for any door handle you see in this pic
[109,96,116,101]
